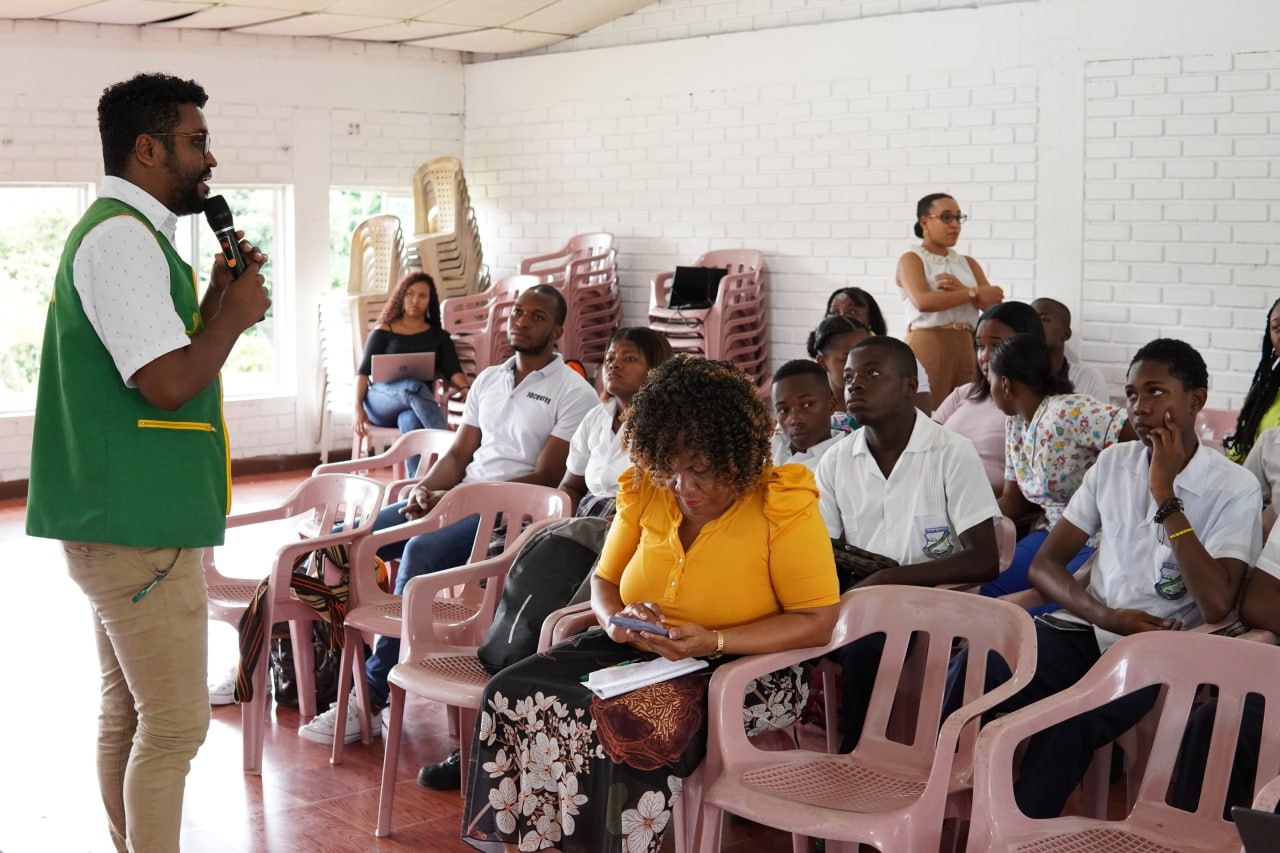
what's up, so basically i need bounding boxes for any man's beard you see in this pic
[164,152,208,215]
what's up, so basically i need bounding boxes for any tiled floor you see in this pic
[0,472,803,853]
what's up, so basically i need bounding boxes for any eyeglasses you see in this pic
[147,131,212,156]
[927,213,968,225]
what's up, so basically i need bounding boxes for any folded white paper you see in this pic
[583,656,709,700]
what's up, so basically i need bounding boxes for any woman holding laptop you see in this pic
[355,271,469,439]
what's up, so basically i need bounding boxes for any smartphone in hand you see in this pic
[608,614,669,636]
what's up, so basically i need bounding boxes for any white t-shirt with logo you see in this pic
[461,355,598,483]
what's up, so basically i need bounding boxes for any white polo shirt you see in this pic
[1256,525,1280,581]
[1054,441,1263,650]
[771,430,843,472]
[566,398,631,498]
[816,409,998,565]
[1244,426,1280,507]
[461,354,598,483]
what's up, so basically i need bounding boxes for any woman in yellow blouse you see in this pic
[461,356,839,853]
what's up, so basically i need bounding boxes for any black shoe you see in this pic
[417,749,462,790]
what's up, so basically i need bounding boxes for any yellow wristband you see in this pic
[1169,527,1194,540]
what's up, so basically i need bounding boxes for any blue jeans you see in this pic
[364,378,447,433]
[363,379,446,476]
[362,501,481,708]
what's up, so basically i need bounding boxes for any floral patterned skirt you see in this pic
[461,629,808,852]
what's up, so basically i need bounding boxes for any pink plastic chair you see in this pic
[966,630,1280,853]
[696,586,1038,852]
[203,473,384,774]
[313,427,455,503]
[374,517,562,837]
[519,232,614,281]
[1197,407,1240,453]
[329,482,571,764]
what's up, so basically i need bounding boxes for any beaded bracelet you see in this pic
[1152,497,1184,525]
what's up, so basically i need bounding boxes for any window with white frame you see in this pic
[174,186,289,397]
[0,183,289,413]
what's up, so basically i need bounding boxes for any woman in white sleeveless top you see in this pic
[896,192,1004,408]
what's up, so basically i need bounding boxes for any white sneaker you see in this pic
[298,695,382,745]
[208,669,237,706]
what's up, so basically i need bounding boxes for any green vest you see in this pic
[26,197,230,548]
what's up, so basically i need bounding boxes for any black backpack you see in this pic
[477,517,610,674]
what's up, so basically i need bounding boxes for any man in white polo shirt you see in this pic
[949,338,1262,819]
[815,335,999,751]
[300,284,597,751]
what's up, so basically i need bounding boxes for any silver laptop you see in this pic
[371,352,436,384]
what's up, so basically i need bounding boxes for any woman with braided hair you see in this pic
[461,355,839,852]
[1227,297,1280,462]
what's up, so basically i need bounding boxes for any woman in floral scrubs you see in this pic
[461,356,840,852]
[987,332,1136,602]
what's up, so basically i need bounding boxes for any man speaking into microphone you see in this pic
[26,72,269,853]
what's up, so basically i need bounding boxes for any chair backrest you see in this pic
[313,427,456,485]
[970,631,1280,851]
[1197,407,1241,452]
[347,214,405,295]
[413,156,464,237]
[345,481,572,618]
[856,588,1036,770]
[697,248,766,277]
[206,473,384,591]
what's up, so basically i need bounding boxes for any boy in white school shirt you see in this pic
[948,338,1262,819]
[815,336,1000,751]
[770,359,843,471]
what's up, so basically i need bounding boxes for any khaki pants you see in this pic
[62,542,210,853]
[905,325,978,410]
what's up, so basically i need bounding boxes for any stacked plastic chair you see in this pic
[519,232,620,368]
[440,274,527,379]
[648,249,769,386]
[410,157,488,300]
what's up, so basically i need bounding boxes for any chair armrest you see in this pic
[537,602,596,652]
[705,596,858,760]
[650,271,674,310]
[399,518,560,658]
[1254,774,1280,811]
[1191,616,1279,644]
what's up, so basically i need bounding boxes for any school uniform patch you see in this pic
[1155,561,1186,601]
[923,526,954,559]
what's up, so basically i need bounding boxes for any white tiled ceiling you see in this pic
[0,0,653,53]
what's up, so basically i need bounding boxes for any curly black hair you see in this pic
[98,73,208,177]
[377,272,442,328]
[1130,338,1209,391]
[622,355,773,498]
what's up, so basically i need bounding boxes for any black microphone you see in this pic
[204,195,247,280]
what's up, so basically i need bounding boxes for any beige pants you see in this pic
[905,325,978,410]
[62,542,210,853]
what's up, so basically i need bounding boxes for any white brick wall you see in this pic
[465,9,1039,361]
[1083,50,1280,406]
